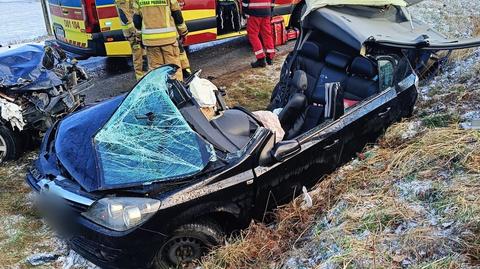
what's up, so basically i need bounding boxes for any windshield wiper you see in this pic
[135,112,156,125]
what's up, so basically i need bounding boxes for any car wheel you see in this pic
[0,125,20,163]
[153,221,224,269]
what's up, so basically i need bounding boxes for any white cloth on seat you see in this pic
[253,110,285,142]
[189,76,218,108]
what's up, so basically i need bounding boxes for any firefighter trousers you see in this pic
[146,42,183,81]
[130,40,144,80]
[124,29,144,80]
[246,16,275,60]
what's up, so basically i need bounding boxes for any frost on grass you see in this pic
[202,1,480,268]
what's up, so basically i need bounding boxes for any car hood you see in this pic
[54,95,125,192]
[0,44,63,91]
[54,66,214,192]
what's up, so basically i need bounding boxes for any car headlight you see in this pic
[81,197,160,231]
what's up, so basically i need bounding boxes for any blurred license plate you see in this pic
[55,26,65,40]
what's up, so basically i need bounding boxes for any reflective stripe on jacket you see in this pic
[115,0,137,36]
[242,0,274,17]
[134,0,188,46]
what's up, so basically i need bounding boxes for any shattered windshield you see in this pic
[94,66,215,187]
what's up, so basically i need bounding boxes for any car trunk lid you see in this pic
[304,5,480,52]
[366,36,480,51]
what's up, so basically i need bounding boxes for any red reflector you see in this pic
[106,37,114,42]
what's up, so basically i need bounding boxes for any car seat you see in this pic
[173,79,260,153]
[295,41,325,95]
[309,51,351,102]
[344,57,379,101]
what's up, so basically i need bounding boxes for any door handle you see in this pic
[323,139,340,150]
[378,107,391,117]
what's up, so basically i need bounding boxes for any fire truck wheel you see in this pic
[0,125,20,163]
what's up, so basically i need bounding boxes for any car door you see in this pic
[252,129,344,219]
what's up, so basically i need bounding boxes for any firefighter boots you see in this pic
[266,56,273,65]
[251,57,267,68]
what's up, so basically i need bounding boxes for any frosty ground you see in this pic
[202,1,480,268]
[0,0,48,47]
[0,0,479,268]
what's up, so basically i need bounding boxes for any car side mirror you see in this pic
[271,140,300,162]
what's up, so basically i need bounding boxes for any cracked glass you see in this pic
[94,66,214,186]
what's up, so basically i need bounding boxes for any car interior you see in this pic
[168,79,261,156]
[167,30,391,161]
[275,31,383,139]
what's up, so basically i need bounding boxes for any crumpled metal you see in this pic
[0,44,63,91]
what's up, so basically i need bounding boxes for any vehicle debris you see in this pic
[0,44,90,163]
[0,96,24,131]
[26,253,60,266]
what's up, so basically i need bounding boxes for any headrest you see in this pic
[300,41,322,60]
[325,51,351,70]
[350,57,377,78]
[290,70,308,92]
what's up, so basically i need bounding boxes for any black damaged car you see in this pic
[26,3,480,269]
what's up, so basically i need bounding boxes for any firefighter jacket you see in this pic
[133,0,188,46]
[242,0,275,17]
[115,0,138,39]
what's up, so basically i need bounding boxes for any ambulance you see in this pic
[47,0,303,57]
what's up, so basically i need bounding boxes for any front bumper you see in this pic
[26,170,166,269]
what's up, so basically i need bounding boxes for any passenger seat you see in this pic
[309,51,351,102]
[344,57,379,102]
[295,41,325,95]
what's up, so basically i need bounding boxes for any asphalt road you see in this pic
[78,36,294,104]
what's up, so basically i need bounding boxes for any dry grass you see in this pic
[202,64,480,268]
[449,18,480,62]
[0,152,59,268]
[214,53,287,112]
[203,123,480,268]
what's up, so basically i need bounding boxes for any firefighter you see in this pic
[242,0,275,68]
[133,0,188,81]
[115,0,144,80]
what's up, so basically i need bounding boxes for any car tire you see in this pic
[0,125,20,163]
[153,221,224,269]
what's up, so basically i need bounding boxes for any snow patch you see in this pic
[60,250,100,269]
